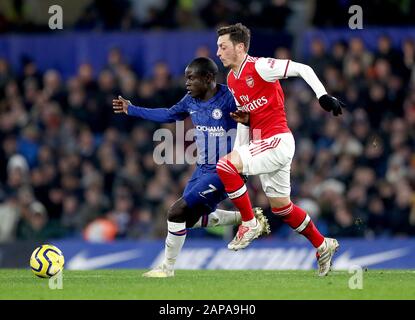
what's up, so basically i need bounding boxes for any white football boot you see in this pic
[316,238,340,276]
[253,207,271,236]
[228,208,270,251]
[142,263,174,278]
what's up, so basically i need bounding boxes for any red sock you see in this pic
[272,202,324,248]
[216,158,254,221]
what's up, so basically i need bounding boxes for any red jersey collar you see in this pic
[233,54,250,79]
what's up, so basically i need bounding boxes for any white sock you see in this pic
[192,209,241,228]
[163,221,187,269]
[242,217,257,227]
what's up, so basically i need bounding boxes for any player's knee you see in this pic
[184,215,199,228]
[217,153,242,174]
[216,158,225,176]
[167,199,187,223]
[268,196,291,209]
[216,156,227,169]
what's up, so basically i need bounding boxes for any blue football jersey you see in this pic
[127,84,237,172]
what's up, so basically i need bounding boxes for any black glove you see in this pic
[240,174,248,183]
[318,94,345,116]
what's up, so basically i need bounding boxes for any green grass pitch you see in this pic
[1,269,414,300]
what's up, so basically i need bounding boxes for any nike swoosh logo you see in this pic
[333,248,410,269]
[190,111,197,114]
[67,249,141,270]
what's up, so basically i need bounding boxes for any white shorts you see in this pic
[234,132,295,198]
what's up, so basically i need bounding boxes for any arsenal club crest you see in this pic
[246,75,254,88]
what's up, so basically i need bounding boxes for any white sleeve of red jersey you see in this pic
[255,57,291,81]
[233,123,250,150]
[255,58,328,98]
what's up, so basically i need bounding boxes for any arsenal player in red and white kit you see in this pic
[216,23,345,276]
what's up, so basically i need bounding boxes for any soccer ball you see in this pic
[30,244,65,278]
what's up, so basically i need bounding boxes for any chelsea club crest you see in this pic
[212,108,222,120]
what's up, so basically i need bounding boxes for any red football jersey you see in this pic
[227,55,291,140]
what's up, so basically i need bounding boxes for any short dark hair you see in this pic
[217,23,251,52]
[187,57,218,77]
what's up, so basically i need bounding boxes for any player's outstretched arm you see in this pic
[255,58,345,116]
[285,61,345,116]
[112,95,188,123]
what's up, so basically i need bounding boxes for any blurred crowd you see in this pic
[1,0,415,34]
[0,32,415,243]
[125,0,294,31]
[0,0,292,33]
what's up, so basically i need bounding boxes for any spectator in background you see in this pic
[128,207,156,239]
[4,154,29,197]
[150,61,185,106]
[258,0,292,30]
[200,0,235,28]
[77,63,97,97]
[74,4,100,31]
[330,41,347,72]
[307,38,331,77]
[60,194,81,236]
[77,185,110,230]
[329,204,365,238]
[76,0,132,31]
[16,200,64,240]
[0,58,14,90]
[311,0,348,27]
[20,57,42,88]
[274,47,291,60]
[107,191,133,238]
[375,35,403,72]
[0,196,19,243]
[344,37,373,75]
[401,39,415,85]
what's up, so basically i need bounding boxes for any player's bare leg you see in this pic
[216,151,268,250]
[269,196,339,276]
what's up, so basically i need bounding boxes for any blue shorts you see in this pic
[182,167,227,214]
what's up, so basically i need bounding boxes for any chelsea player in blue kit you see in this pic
[113,57,269,277]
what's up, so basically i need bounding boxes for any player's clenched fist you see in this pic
[318,94,345,117]
[230,110,250,125]
[112,95,131,114]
